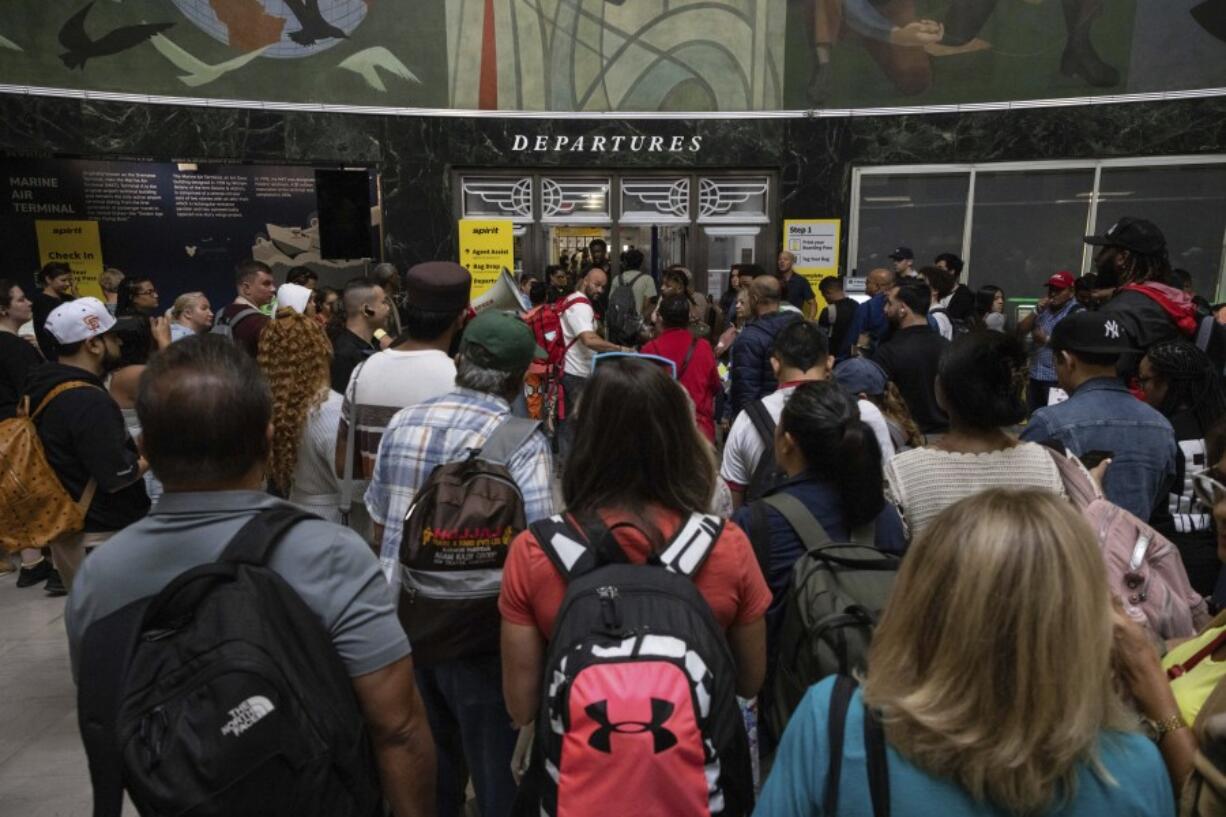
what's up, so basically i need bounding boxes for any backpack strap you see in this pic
[745,399,775,447]
[340,358,370,522]
[531,514,623,582]
[215,305,262,331]
[748,499,772,579]
[478,416,541,467]
[823,675,858,815]
[28,380,102,514]
[1197,314,1217,353]
[762,493,834,553]
[220,505,320,565]
[656,512,724,578]
[677,337,700,380]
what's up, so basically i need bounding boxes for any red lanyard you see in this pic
[1167,628,1226,679]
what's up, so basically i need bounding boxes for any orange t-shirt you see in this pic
[498,505,772,639]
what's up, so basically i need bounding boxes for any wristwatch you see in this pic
[1143,713,1188,743]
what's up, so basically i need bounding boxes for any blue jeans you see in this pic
[414,654,519,817]
[557,373,588,468]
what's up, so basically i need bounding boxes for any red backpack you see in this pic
[525,294,589,423]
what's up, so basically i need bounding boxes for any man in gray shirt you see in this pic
[65,335,436,817]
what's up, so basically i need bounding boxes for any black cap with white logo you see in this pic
[1049,310,1132,356]
[1084,217,1166,255]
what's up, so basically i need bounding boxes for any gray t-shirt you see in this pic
[65,490,410,681]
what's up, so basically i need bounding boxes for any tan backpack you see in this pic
[0,381,99,552]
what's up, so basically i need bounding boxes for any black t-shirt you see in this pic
[782,274,815,310]
[873,325,951,435]
[25,362,149,532]
[331,329,378,394]
[0,331,43,419]
[31,290,72,360]
[819,299,859,358]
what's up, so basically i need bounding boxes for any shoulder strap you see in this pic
[30,380,100,420]
[763,492,834,553]
[340,358,370,518]
[677,337,700,379]
[748,500,772,579]
[629,271,647,287]
[478,416,541,466]
[228,306,262,328]
[823,675,858,815]
[864,701,891,817]
[531,514,626,583]
[744,398,775,446]
[1197,314,1217,353]
[656,513,724,578]
[220,505,320,565]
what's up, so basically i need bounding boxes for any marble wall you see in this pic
[1,92,1224,272]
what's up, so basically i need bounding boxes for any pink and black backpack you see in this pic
[516,512,754,817]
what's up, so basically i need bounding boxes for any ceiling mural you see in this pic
[0,0,1220,113]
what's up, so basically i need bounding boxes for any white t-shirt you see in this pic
[930,308,954,341]
[347,348,456,408]
[289,390,344,522]
[720,383,896,489]
[561,296,597,378]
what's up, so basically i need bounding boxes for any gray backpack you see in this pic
[605,272,646,345]
[211,306,263,340]
[748,492,898,745]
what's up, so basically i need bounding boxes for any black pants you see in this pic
[943,0,1102,46]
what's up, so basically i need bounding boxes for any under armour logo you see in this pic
[1104,320,1121,339]
[586,698,677,754]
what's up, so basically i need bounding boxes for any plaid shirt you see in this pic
[1029,299,1082,382]
[365,387,556,583]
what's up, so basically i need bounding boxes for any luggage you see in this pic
[399,416,540,665]
[77,507,382,817]
[517,512,754,817]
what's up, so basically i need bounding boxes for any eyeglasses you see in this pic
[1192,467,1226,508]
[592,351,677,379]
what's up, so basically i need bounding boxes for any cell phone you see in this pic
[1080,450,1114,470]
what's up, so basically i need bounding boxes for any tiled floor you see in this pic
[0,570,135,816]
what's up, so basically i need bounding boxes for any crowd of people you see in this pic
[7,215,1226,817]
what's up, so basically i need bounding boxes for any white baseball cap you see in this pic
[275,283,312,315]
[45,297,117,344]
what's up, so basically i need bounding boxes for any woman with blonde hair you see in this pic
[257,306,343,521]
[758,488,1175,816]
[168,291,213,341]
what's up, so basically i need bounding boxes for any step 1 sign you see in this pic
[458,218,515,300]
[783,219,840,308]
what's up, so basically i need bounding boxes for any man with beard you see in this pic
[26,298,150,594]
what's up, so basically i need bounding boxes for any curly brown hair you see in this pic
[257,307,332,494]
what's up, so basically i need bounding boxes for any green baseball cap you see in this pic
[461,310,546,371]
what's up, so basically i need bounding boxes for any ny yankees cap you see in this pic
[1084,217,1166,255]
[1049,310,1131,357]
[44,296,116,345]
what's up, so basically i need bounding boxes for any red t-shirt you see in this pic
[642,328,722,442]
[499,505,772,638]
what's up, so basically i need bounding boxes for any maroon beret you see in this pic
[405,261,472,311]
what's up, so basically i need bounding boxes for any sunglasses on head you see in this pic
[592,351,677,379]
[1192,467,1226,508]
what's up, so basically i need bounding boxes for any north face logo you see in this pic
[586,698,677,754]
[221,695,275,737]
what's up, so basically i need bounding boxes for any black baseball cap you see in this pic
[1049,310,1131,357]
[1084,217,1166,255]
[888,246,914,261]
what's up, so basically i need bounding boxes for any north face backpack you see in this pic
[77,507,382,817]
[605,272,647,346]
[518,512,754,817]
[743,399,786,504]
[746,492,898,747]
[399,416,540,666]
[928,305,971,339]
[0,381,100,552]
[211,305,263,340]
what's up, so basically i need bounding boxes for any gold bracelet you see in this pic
[1149,713,1188,742]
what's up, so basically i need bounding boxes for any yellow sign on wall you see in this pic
[35,220,104,300]
[783,219,841,309]
[458,218,515,299]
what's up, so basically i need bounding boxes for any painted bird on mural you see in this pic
[58,1,174,70]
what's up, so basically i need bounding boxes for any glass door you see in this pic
[702,226,761,299]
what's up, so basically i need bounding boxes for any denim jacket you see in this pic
[1020,377,1176,522]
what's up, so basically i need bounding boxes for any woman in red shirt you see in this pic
[642,294,723,442]
[499,356,770,727]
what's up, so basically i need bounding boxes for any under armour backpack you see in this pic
[399,416,540,666]
[605,272,647,346]
[746,492,898,748]
[743,399,786,504]
[526,294,589,422]
[518,513,754,817]
[77,508,382,817]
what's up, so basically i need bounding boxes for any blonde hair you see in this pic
[256,308,332,494]
[171,292,206,320]
[99,267,125,294]
[862,489,1134,814]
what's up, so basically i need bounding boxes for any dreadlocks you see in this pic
[1117,246,1173,286]
[1146,340,1226,433]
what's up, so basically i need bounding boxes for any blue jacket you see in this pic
[1020,377,1177,522]
[845,292,888,355]
[730,310,801,417]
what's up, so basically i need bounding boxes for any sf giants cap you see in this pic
[1084,217,1167,255]
[1045,271,1076,291]
[44,297,116,344]
[1049,310,1131,357]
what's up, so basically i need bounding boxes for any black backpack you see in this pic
[824,676,890,817]
[928,305,970,339]
[605,272,647,345]
[515,512,755,817]
[744,399,786,504]
[77,507,382,817]
[746,492,898,748]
